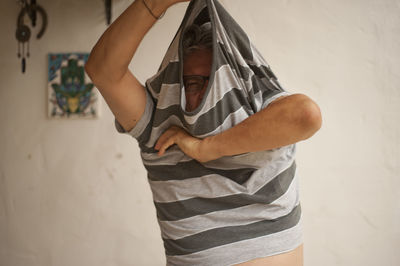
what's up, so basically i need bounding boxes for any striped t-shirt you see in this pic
[114,0,303,265]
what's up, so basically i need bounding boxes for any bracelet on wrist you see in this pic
[141,0,166,20]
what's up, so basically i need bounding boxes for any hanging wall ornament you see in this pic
[15,0,48,73]
[104,0,112,25]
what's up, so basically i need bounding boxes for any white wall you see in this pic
[1,0,399,265]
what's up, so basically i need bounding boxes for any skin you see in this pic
[183,48,212,112]
[233,244,304,266]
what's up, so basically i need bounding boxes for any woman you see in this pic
[86,0,321,265]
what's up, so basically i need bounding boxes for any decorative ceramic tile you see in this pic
[48,53,100,119]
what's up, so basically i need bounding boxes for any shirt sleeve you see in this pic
[247,67,294,113]
[114,88,155,141]
[260,89,293,110]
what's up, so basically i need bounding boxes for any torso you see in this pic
[183,93,303,266]
[148,64,303,266]
[234,244,303,266]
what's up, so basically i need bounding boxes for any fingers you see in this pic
[155,127,179,155]
[158,136,176,156]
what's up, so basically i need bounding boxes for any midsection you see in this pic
[233,243,303,266]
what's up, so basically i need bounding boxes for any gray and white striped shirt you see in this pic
[115,0,303,265]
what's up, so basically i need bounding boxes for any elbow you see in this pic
[297,95,322,139]
[84,51,107,82]
[84,51,96,74]
[84,61,110,85]
[84,60,126,85]
[84,44,104,76]
[84,61,96,80]
[84,58,100,76]
[84,62,92,73]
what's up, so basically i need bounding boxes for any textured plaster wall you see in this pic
[0,0,399,265]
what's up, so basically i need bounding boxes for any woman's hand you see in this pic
[154,125,218,163]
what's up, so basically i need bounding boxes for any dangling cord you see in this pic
[22,43,26,73]
[17,42,21,58]
[22,57,26,73]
